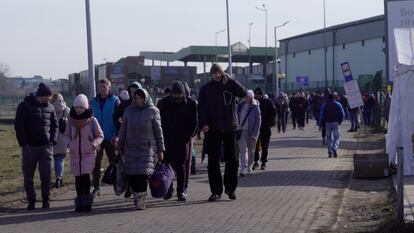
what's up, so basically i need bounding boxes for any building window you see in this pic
[342,43,346,50]
[362,40,365,46]
[293,52,296,58]
[308,50,312,55]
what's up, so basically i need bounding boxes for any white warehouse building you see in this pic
[278,15,386,92]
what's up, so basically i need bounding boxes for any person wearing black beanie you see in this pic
[14,82,59,210]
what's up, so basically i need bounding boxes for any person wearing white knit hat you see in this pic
[74,94,89,110]
[66,93,104,212]
[119,90,130,101]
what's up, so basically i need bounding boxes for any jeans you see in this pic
[326,122,340,155]
[349,111,358,131]
[53,153,65,178]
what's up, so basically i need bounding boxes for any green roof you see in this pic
[140,43,276,63]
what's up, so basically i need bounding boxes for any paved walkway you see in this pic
[0,121,361,233]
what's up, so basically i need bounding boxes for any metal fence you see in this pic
[0,96,74,120]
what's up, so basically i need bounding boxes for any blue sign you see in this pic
[341,62,353,82]
[296,76,309,87]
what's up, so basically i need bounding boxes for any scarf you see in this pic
[69,107,93,140]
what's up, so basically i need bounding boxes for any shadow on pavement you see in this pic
[269,139,384,151]
[238,170,351,189]
[0,199,213,225]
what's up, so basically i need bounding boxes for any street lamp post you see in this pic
[215,29,226,62]
[323,0,328,88]
[248,22,254,74]
[85,0,96,99]
[225,0,233,78]
[256,4,268,89]
[274,21,289,96]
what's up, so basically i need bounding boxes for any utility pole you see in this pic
[85,0,96,99]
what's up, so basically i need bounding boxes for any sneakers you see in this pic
[260,164,266,170]
[247,167,253,174]
[208,194,221,202]
[252,162,259,171]
[333,150,338,158]
[92,188,101,198]
[177,193,187,202]
[240,167,247,177]
[225,190,237,200]
[53,178,63,188]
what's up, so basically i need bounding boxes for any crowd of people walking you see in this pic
[13,63,389,212]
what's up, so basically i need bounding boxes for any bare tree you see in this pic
[0,63,10,77]
[0,63,10,96]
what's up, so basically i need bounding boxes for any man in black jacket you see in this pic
[158,81,197,201]
[14,83,59,210]
[253,88,277,170]
[198,64,247,201]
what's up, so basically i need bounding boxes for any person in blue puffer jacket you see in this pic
[90,78,120,196]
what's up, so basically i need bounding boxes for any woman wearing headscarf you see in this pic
[118,88,165,210]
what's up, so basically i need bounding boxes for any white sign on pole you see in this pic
[343,80,364,109]
[387,0,414,81]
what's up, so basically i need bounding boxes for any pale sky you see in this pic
[0,0,384,79]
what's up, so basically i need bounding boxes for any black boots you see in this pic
[27,198,36,210]
[42,195,49,209]
[75,194,93,213]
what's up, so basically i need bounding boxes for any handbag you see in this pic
[149,161,175,198]
[236,106,252,140]
[101,163,116,185]
[114,159,128,195]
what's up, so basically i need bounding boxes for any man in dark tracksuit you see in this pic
[289,93,298,129]
[158,81,197,201]
[253,88,277,170]
[296,92,308,130]
[198,64,246,201]
[14,83,59,210]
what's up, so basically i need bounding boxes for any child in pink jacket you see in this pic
[65,94,103,212]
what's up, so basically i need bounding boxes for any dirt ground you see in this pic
[311,132,414,233]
